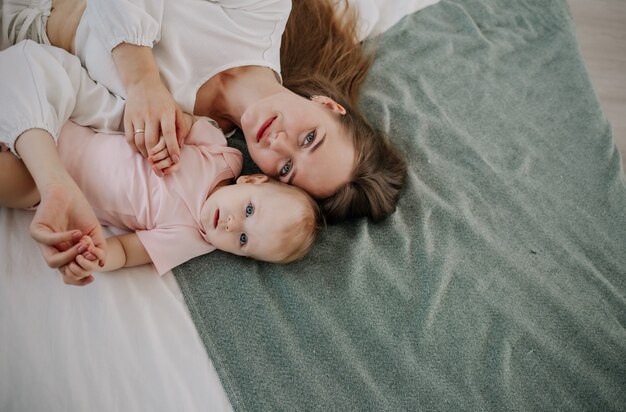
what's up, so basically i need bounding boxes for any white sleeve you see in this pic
[0,41,125,157]
[85,0,164,52]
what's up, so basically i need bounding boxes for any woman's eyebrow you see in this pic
[310,133,326,154]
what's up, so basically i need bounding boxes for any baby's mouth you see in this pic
[213,209,220,229]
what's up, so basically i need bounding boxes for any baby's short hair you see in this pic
[264,180,324,264]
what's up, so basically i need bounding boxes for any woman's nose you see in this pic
[269,131,290,153]
[225,215,242,232]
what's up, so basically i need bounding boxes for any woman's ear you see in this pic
[310,95,347,115]
[236,174,269,185]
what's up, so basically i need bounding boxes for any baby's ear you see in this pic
[236,174,269,185]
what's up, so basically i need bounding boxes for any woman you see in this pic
[1,0,406,271]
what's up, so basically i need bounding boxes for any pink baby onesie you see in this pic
[57,118,243,274]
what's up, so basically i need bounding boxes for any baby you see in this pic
[56,118,322,283]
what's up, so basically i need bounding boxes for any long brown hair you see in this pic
[281,0,407,223]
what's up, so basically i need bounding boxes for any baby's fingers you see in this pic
[63,263,95,286]
[150,147,170,163]
[149,138,167,157]
[85,245,106,268]
[152,157,174,177]
[76,254,100,272]
[161,163,181,176]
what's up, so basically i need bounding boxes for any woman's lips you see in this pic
[256,116,277,142]
[213,209,220,229]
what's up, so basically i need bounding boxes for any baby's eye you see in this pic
[239,233,248,246]
[279,160,292,177]
[303,131,316,146]
[245,203,254,217]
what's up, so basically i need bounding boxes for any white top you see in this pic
[0,41,125,157]
[75,0,291,114]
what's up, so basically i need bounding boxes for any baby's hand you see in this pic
[149,136,179,177]
[62,235,104,286]
[148,113,195,177]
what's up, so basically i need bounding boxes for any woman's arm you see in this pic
[15,129,107,285]
[0,40,131,285]
[111,43,187,174]
[47,0,186,171]
[85,0,188,172]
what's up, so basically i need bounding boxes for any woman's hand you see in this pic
[62,235,105,286]
[15,129,107,285]
[124,72,190,173]
[112,43,191,175]
[30,179,107,286]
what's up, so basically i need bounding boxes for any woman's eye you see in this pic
[303,131,316,146]
[239,233,248,246]
[279,160,292,177]
[245,203,254,217]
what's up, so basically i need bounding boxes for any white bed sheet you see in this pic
[348,0,441,40]
[0,1,439,411]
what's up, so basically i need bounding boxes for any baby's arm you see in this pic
[68,233,152,280]
[101,233,152,271]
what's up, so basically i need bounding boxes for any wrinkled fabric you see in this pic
[174,0,626,410]
[0,0,51,49]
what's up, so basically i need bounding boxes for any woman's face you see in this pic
[240,92,355,198]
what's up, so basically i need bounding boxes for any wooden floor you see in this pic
[567,0,626,163]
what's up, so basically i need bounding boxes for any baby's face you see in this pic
[201,176,306,261]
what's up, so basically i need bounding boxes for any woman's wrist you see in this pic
[111,43,161,89]
[14,129,74,190]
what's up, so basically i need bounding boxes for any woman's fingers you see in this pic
[161,113,180,165]
[124,116,138,153]
[30,227,82,246]
[42,241,88,269]
[176,110,193,145]
[133,123,148,158]
[143,122,159,159]
[30,223,81,264]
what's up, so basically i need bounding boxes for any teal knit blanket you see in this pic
[174,0,626,409]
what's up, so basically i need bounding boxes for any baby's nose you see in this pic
[226,215,242,232]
